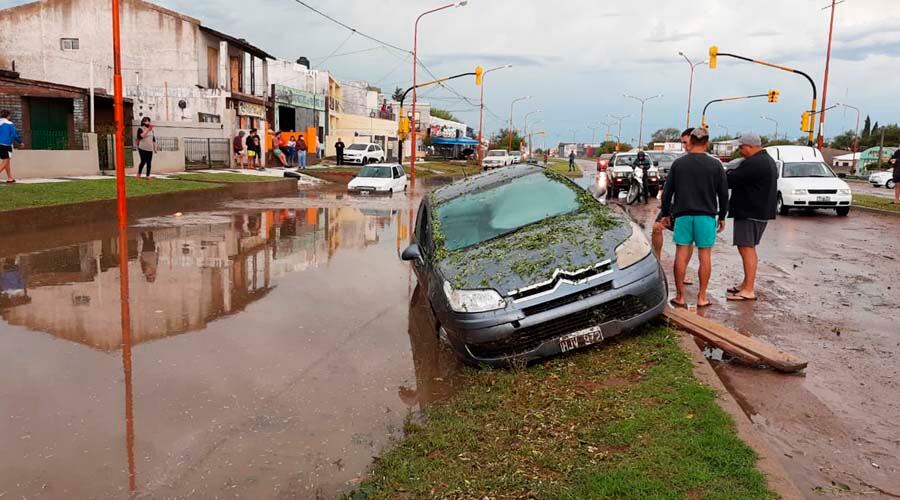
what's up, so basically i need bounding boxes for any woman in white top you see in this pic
[136,117,157,179]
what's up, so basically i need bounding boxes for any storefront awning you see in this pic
[432,137,479,146]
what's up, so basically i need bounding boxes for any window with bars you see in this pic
[60,38,79,50]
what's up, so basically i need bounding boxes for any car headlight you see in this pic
[838,189,851,195]
[615,222,652,270]
[443,281,507,313]
[791,189,808,195]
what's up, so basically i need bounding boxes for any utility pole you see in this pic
[679,52,706,129]
[624,94,662,151]
[608,114,629,152]
[817,0,838,149]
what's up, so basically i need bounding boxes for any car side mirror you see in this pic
[837,173,847,178]
[653,161,660,166]
[401,244,423,263]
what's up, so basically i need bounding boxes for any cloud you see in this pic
[647,31,703,43]
[744,29,782,38]
[421,52,561,68]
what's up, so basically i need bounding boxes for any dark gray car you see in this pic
[401,164,667,366]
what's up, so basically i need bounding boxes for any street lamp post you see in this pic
[411,1,467,178]
[608,114,629,152]
[678,52,706,129]
[818,0,839,149]
[477,64,512,168]
[523,109,542,143]
[508,96,530,151]
[836,102,861,174]
[623,94,662,151]
[761,116,779,140]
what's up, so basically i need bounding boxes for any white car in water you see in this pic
[343,143,385,165]
[347,164,408,195]
[766,146,852,217]
[483,149,511,169]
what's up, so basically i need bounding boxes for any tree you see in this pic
[490,128,524,151]
[430,107,459,122]
[391,86,404,102]
[650,128,681,144]
[829,130,856,151]
[862,115,871,138]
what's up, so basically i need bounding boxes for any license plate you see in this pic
[816,195,831,202]
[559,326,604,353]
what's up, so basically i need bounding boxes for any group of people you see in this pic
[651,127,777,309]
[231,129,263,170]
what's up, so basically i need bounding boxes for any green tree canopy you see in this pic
[489,129,524,151]
[391,87,404,102]
[651,128,682,143]
[430,107,459,122]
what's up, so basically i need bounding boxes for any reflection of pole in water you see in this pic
[118,223,137,495]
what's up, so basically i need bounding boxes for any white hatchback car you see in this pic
[483,149,511,169]
[347,164,408,195]
[343,143,385,165]
[766,146,852,216]
[869,171,896,189]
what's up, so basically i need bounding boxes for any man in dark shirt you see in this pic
[891,149,900,204]
[568,150,576,172]
[660,127,728,308]
[726,133,777,302]
[335,138,346,166]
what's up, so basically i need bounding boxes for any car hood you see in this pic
[780,177,849,190]
[349,177,392,188]
[437,207,631,297]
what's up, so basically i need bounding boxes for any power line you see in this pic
[316,31,357,68]
[290,0,410,55]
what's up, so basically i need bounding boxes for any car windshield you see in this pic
[435,173,580,251]
[358,166,392,178]
[615,155,636,166]
[347,144,368,151]
[487,151,506,157]
[783,162,835,178]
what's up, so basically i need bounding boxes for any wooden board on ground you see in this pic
[664,306,808,373]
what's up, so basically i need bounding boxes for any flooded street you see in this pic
[0,182,460,499]
[621,185,900,498]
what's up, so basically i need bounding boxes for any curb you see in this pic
[677,333,805,500]
[852,204,900,216]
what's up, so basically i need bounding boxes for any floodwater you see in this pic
[0,182,460,499]
[619,176,900,499]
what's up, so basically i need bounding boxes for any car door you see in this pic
[391,166,403,191]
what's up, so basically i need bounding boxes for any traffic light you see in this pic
[399,116,410,137]
[801,112,812,133]
[475,66,484,86]
[768,90,780,103]
[709,46,718,69]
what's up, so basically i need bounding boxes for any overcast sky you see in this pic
[4,0,899,145]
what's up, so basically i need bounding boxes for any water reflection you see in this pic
[0,202,463,499]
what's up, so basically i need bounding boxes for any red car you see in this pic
[596,153,613,172]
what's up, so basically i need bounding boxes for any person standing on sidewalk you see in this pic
[660,127,729,309]
[297,134,308,169]
[246,129,261,170]
[891,149,900,204]
[233,131,247,169]
[568,150,576,172]
[136,117,157,180]
[726,133,777,302]
[335,138,346,166]
[0,110,23,184]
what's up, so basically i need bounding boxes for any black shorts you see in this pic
[0,144,11,160]
[733,219,768,247]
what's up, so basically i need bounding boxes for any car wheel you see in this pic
[403,183,408,192]
[836,207,850,217]
[777,193,789,216]
[887,179,896,189]
[388,188,393,197]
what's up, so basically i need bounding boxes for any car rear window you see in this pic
[435,173,580,251]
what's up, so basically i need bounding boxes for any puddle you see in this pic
[0,186,462,499]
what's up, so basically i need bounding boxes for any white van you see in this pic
[765,145,852,217]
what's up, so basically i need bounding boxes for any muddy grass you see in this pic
[346,326,776,500]
[854,194,900,213]
[549,160,584,178]
[0,177,222,212]
[172,172,281,183]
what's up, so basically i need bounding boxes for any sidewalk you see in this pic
[1,167,324,187]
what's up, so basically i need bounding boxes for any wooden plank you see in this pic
[664,307,808,373]
[664,311,763,366]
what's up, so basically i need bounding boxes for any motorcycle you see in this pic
[626,166,648,205]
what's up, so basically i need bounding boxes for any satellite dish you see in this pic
[178,100,187,110]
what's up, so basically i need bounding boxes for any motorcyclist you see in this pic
[634,150,653,203]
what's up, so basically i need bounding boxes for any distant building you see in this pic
[859,146,898,175]
[712,140,740,158]
[652,142,684,153]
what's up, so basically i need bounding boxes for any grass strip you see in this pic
[348,326,776,500]
[854,193,900,213]
[172,172,281,183]
[549,160,584,178]
[0,177,221,212]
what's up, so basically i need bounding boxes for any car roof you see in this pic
[430,164,544,205]
[765,145,824,163]
[365,163,401,168]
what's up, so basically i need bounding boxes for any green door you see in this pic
[29,98,70,150]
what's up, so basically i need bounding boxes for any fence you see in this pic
[23,130,84,151]
[184,138,231,169]
[156,137,179,152]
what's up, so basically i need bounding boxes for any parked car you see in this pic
[648,151,680,181]
[766,146,852,216]
[347,163,407,195]
[605,153,661,199]
[509,151,523,164]
[597,153,613,172]
[401,164,667,366]
[869,170,896,189]
[343,143,385,165]
[483,149,511,169]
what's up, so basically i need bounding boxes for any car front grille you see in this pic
[521,281,613,316]
[808,201,838,206]
[808,189,838,195]
[467,286,665,359]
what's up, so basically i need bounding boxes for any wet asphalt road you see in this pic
[0,181,459,499]
[579,158,900,499]
[1,163,898,499]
